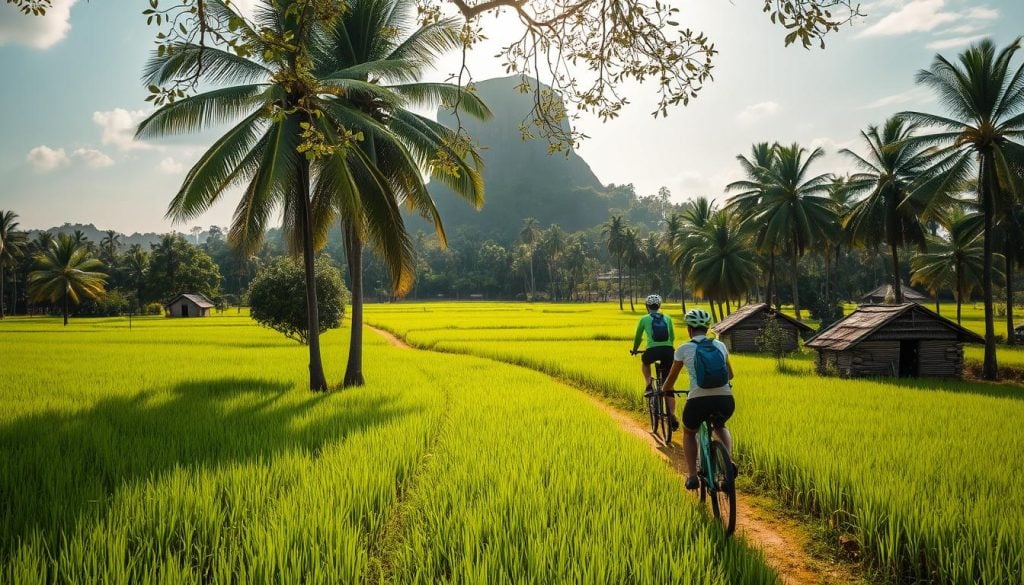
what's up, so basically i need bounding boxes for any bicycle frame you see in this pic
[696,421,715,490]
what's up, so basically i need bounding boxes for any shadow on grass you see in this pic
[0,377,418,560]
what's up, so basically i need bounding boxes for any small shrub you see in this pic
[755,314,790,371]
[144,302,164,315]
[248,256,349,344]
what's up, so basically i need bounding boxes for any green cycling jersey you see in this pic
[633,312,675,350]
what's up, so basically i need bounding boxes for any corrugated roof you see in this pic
[805,303,984,351]
[860,283,929,301]
[166,293,215,308]
[711,303,813,335]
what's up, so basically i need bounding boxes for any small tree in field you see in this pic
[755,313,791,371]
[249,257,348,345]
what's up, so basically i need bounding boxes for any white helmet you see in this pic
[645,294,662,307]
[684,309,713,328]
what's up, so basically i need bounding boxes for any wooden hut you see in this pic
[711,303,813,353]
[165,293,214,318]
[860,283,929,304]
[805,303,983,378]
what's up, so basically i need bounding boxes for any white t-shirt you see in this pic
[674,335,732,399]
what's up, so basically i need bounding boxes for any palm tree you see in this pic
[137,0,362,391]
[540,225,567,300]
[824,175,855,303]
[602,215,627,310]
[726,143,780,306]
[1,211,27,318]
[911,210,991,325]
[734,143,834,320]
[899,38,1024,379]
[672,197,717,313]
[841,117,933,304]
[661,212,686,307]
[312,0,489,386]
[622,227,641,311]
[688,210,758,319]
[519,218,541,300]
[124,244,149,304]
[28,234,107,326]
[99,230,122,266]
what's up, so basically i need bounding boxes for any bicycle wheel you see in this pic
[707,441,737,535]
[646,392,659,435]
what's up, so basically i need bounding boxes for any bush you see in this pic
[810,300,844,331]
[248,256,348,344]
[755,314,790,371]
[144,302,164,316]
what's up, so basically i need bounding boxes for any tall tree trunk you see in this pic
[717,300,725,322]
[617,257,623,310]
[680,271,687,313]
[708,297,718,322]
[297,157,328,392]
[1006,243,1015,346]
[791,245,802,320]
[11,269,16,316]
[528,253,535,300]
[935,291,940,315]
[0,266,5,319]
[725,298,732,315]
[343,221,365,387]
[824,247,832,308]
[767,251,776,308]
[980,155,998,380]
[628,263,635,312]
[890,242,903,303]
[63,287,68,327]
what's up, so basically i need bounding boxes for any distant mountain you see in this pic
[421,76,631,240]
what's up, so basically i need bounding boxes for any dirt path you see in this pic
[366,325,859,585]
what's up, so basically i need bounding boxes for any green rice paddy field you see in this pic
[0,312,772,584]
[2,302,1022,583]
[366,302,1024,584]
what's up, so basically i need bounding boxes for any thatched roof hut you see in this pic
[711,303,812,353]
[860,283,929,304]
[806,303,983,378]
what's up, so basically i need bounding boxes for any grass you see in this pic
[367,301,1024,584]
[0,312,775,583]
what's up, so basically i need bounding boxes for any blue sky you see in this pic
[1,0,1022,233]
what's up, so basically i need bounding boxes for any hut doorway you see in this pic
[181,305,189,317]
[899,341,920,377]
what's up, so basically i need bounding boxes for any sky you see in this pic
[1,0,1022,234]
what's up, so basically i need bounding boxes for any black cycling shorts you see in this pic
[682,395,735,432]
[642,346,675,371]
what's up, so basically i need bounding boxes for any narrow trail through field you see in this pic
[366,325,860,585]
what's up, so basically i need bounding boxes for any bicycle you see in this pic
[630,351,673,444]
[678,390,737,536]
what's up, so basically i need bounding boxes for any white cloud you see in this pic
[92,108,152,151]
[0,0,77,49]
[927,35,986,50]
[858,1,999,39]
[72,148,114,168]
[157,157,185,174]
[735,101,780,127]
[860,87,933,109]
[858,0,958,37]
[26,145,70,171]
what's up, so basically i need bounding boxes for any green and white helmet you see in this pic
[684,309,713,328]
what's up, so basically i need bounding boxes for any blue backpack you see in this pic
[650,313,669,342]
[692,338,728,388]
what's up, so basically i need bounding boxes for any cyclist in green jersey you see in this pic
[631,294,678,430]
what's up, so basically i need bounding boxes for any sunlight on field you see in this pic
[367,301,1024,584]
[0,313,773,583]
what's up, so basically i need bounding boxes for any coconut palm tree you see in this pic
[602,215,627,310]
[1,211,27,318]
[136,0,376,390]
[310,0,489,386]
[735,143,834,320]
[540,225,567,300]
[518,218,541,300]
[124,244,149,304]
[899,38,1024,379]
[841,117,934,304]
[28,233,107,326]
[911,210,991,325]
[726,142,780,305]
[688,210,758,320]
[622,227,641,311]
[99,230,122,266]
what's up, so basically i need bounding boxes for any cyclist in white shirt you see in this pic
[661,309,736,490]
